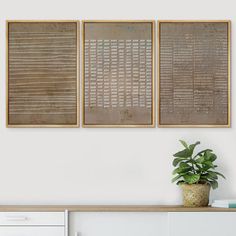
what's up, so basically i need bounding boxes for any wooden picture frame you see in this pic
[6,20,80,127]
[82,20,155,128]
[158,20,231,127]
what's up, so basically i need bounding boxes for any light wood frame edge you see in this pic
[6,20,80,128]
[157,20,231,128]
[81,20,156,128]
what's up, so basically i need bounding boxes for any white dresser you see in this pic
[0,211,67,236]
[0,205,234,236]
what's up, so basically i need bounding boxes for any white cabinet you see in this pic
[0,212,66,236]
[168,212,236,236]
[69,212,168,236]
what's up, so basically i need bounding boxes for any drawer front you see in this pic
[0,226,64,236]
[0,212,65,226]
[169,212,236,236]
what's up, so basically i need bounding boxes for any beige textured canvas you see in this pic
[159,21,230,127]
[7,21,79,127]
[83,21,154,127]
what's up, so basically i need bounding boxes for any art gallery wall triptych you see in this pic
[6,20,231,128]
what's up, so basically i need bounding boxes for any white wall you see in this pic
[0,0,235,205]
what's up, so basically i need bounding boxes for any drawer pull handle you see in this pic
[5,216,28,221]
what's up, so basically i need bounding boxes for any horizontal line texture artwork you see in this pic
[159,22,230,126]
[8,22,78,126]
[83,22,154,126]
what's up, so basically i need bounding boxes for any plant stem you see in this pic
[190,155,196,174]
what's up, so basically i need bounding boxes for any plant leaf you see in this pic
[205,150,217,162]
[179,167,192,175]
[179,162,191,168]
[204,161,214,168]
[173,149,191,158]
[210,180,218,190]
[199,176,210,181]
[172,174,183,183]
[193,149,213,159]
[196,156,205,164]
[189,141,200,156]
[172,157,186,167]
[179,140,188,149]
[195,163,202,170]
[172,168,180,175]
[205,173,218,180]
[208,154,217,162]
[202,165,212,172]
[215,172,226,179]
[172,166,191,175]
[184,174,200,184]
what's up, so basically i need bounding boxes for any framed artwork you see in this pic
[82,20,155,127]
[158,21,231,127]
[7,21,79,127]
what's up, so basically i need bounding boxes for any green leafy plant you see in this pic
[172,140,225,189]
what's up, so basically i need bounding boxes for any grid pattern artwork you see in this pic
[83,22,154,126]
[159,21,230,127]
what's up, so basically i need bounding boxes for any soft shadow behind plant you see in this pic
[172,140,225,189]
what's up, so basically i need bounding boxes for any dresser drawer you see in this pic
[0,226,64,236]
[0,212,65,226]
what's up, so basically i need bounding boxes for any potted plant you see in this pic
[172,140,225,207]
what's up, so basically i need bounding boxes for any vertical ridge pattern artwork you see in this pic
[83,21,155,127]
[159,21,230,127]
[7,21,79,127]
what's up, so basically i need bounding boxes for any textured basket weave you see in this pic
[181,183,210,207]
